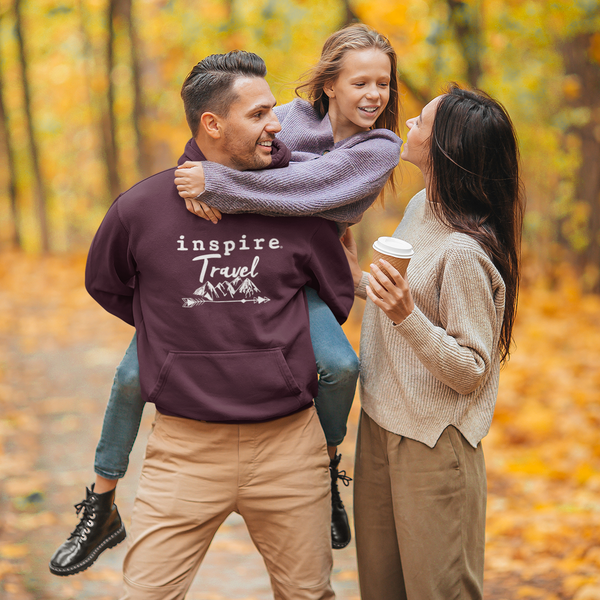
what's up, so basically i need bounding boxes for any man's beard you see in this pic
[224,132,271,171]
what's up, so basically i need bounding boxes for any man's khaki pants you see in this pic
[120,407,335,600]
[354,410,486,600]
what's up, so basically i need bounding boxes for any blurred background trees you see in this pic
[1,5,600,597]
[0,0,599,290]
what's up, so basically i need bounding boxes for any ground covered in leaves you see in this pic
[1,252,600,599]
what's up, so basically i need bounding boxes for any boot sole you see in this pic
[332,535,351,550]
[49,523,127,577]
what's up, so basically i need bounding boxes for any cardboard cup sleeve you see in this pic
[370,237,414,298]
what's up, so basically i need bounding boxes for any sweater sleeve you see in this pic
[198,130,401,223]
[85,200,137,326]
[355,271,369,300]
[273,101,293,124]
[393,248,505,395]
[304,221,355,325]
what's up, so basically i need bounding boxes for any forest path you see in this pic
[3,252,600,600]
[0,253,359,600]
[9,342,360,600]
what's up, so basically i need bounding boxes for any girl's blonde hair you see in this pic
[296,24,401,199]
[296,23,400,137]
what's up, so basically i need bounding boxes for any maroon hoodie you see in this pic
[86,140,353,423]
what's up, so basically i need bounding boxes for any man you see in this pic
[84,51,353,599]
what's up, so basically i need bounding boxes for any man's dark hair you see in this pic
[181,50,267,137]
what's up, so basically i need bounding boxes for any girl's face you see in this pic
[324,48,391,141]
[401,96,442,173]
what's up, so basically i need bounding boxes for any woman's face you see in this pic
[324,48,391,140]
[401,95,442,173]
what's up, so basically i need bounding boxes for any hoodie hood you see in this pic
[178,138,206,165]
[270,137,292,169]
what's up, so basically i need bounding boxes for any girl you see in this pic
[50,23,402,576]
[344,86,524,599]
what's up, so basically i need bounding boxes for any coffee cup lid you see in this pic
[373,237,414,258]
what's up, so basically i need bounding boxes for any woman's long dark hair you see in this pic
[428,85,525,363]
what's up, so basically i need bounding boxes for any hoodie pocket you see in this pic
[148,348,303,417]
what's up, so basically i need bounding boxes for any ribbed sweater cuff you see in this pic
[392,305,428,344]
[355,272,369,299]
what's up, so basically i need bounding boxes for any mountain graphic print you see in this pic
[182,277,270,308]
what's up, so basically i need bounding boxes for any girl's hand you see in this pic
[174,162,222,224]
[183,197,222,224]
[366,259,414,324]
[341,229,363,289]
[175,161,205,198]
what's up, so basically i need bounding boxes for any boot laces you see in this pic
[331,465,352,493]
[69,496,96,541]
[336,470,352,487]
[331,467,351,509]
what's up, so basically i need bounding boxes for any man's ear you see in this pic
[199,112,222,140]
[323,81,336,99]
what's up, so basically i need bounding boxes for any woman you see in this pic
[50,24,402,577]
[343,86,524,599]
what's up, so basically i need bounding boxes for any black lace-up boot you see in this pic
[330,453,352,549]
[49,485,126,576]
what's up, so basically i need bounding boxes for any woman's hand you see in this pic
[174,162,222,224]
[341,229,364,289]
[367,259,414,324]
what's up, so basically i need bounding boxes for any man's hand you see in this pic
[175,162,221,224]
[341,229,364,289]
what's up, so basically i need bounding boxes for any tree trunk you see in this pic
[14,0,49,252]
[104,0,122,200]
[397,71,429,106]
[446,0,482,88]
[123,0,152,178]
[341,0,359,26]
[77,0,105,209]
[0,16,21,248]
[562,33,600,291]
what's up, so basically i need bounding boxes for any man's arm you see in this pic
[85,200,136,326]
[197,130,401,223]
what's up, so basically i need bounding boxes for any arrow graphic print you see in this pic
[182,276,270,308]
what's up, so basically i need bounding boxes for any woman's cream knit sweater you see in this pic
[356,190,506,448]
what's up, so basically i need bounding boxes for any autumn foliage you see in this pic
[1,0,600,598]
[1,0,600,288]
[0,252,599,598]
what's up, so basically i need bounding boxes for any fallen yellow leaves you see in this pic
[0,560,16,581]
[1,252,600,598]
[341,269,600,598]
[482,276,600,598]
[81,568,122,583]
[0,545,28,560]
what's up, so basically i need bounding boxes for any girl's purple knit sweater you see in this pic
[197,99,402,227]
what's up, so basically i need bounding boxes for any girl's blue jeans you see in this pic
[94,286,359,479]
